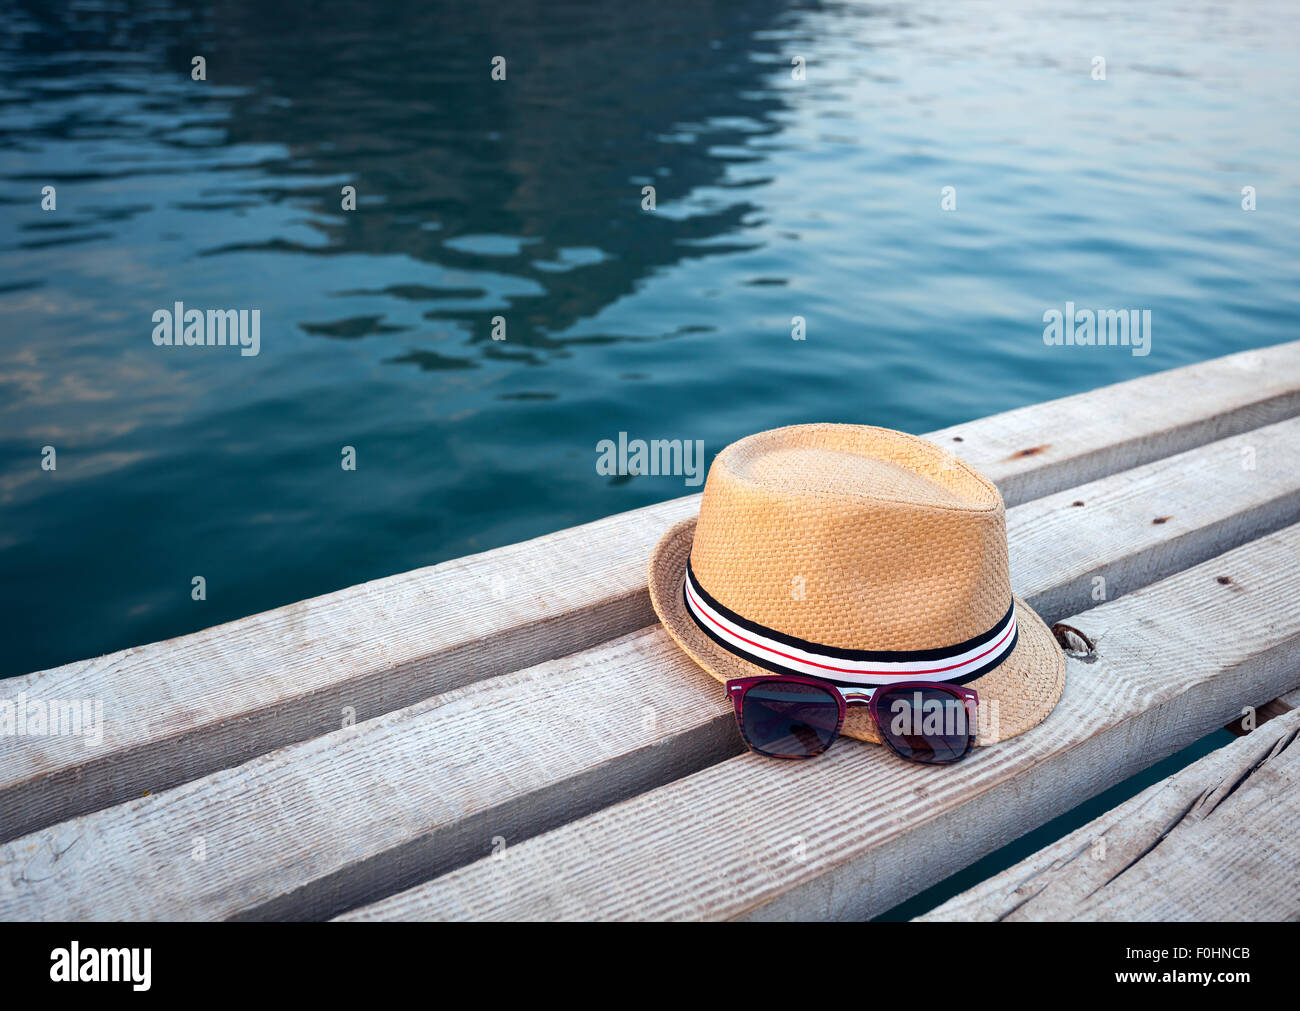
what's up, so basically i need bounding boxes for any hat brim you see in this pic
[648,517,1066,746]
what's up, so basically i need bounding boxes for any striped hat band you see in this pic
[683,560,1018,688]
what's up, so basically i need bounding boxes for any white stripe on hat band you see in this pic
[683,568,1016,686]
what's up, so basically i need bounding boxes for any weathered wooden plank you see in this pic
[3,341,1299,844]
[336,522,1300,921]
[1225,685,1300,736]
[0,628,731,921]
[919,707,1300,921]
[930,341,1300,506]
[0,495,695,845]
[1006,416,1300,624]
[4,422,1296,922]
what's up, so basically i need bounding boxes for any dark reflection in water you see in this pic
[2,0,1299,681]
[10,0,791,357]
[1,0,801,675]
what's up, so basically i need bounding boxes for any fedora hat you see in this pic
[648,424,1065,746]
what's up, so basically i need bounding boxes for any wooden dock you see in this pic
[3,340,1300,921]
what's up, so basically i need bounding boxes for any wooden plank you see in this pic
[1224,684,1300,735]
[1006,416,1300,624]
[3,341,1299,844]
[3,423,1298,921]
[0,494,695,845]
[919,707,1300,921]
[335,522,1300,921]
[0,629,736,921]
[930,341,1300,506]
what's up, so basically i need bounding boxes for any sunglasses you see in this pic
[726,674,979,764]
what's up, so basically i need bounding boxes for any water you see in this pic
[2,0,1298,682]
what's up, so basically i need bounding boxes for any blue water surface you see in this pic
[1,0,1298,676]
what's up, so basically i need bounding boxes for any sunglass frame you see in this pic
[726,673,979,763]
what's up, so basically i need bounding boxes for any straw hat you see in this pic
[648,424,1065,746]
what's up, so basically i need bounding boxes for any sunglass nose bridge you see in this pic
[839,688,874,707]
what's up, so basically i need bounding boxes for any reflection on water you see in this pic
[2,0,1299,676]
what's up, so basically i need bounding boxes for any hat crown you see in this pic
[688,424,1011,651]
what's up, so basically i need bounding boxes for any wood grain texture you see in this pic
[336,522,1300,921]
[0,494,696,844]
[919,707,1300,921]
[1225,684,1300,736]
[0,627,737,921]
[2,342,1298,846]
[1007,416,1300,623]
[2,417,1299,919]
[930,341,1300,506]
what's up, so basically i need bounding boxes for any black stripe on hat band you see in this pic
[685,559,1016,664]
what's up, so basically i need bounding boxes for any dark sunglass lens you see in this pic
[875,687,975,764]
[740,681,840,757]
